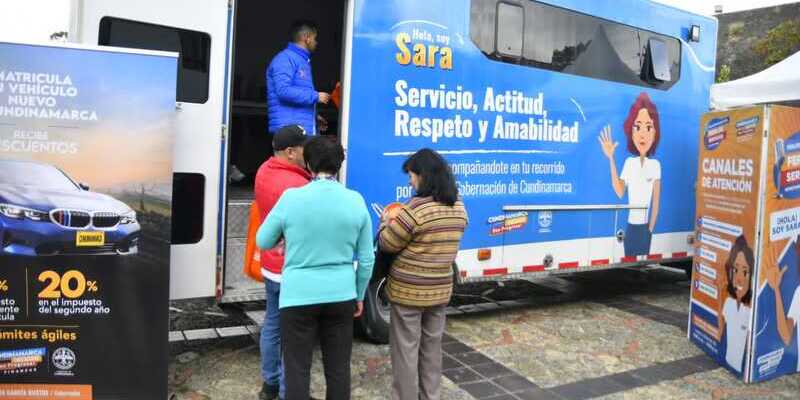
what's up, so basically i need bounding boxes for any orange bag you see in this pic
[243,201,264,282]
[331,81,342,109]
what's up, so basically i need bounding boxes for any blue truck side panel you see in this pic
[346,0,717,261]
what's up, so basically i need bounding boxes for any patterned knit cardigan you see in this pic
[378,196,468,307]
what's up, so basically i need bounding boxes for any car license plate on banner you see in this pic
[76,231,105,247]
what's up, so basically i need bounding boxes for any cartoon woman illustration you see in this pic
[717,235,755,374]
[598,92,661,256]
[765,238,800,372]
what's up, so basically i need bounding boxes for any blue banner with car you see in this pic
[0,41,176,399]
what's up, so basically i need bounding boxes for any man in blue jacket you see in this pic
[267,20,330,136]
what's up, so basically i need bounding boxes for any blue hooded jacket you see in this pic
[266,43,317,134]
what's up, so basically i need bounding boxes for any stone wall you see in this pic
[715,3,800,80]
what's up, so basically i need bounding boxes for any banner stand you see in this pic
[690,105,800,383]
[0,41,177,399]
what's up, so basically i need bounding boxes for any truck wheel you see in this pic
[359,277,390,344]
[664,260,693,280]
[683,263,693,280]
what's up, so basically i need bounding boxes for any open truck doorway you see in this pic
[228,0,345,194]
[223,0,347,301]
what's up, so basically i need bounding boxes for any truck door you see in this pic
[71,0,234,299]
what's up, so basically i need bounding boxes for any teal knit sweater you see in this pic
[256,179,375,309]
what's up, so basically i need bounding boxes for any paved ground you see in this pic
[167,267,800,399]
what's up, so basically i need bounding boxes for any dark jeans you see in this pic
[281,300,356,400]
[260,280,284,398]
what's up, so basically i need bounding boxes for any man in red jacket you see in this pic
[256,125,311,400]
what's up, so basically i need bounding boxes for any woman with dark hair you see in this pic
[256,136,374,400]
[379,148,468,400]
[717,234,754,374]
[598,92,662,256]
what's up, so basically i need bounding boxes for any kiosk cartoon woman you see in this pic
[717,235,755,374]
[598,92,661,256]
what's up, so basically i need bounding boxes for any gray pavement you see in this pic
[168,268,800,399]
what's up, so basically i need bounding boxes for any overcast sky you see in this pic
[0,0,796,43]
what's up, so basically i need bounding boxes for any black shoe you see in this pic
[258,382,279,400]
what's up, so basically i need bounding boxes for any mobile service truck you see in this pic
[68,0,718,342]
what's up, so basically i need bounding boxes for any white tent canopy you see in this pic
[710,50,800,109]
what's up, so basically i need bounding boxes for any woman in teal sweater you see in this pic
[256,136,374,400]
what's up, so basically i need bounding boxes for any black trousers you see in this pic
[281,300,355,400]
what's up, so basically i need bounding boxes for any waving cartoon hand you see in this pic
[766,261,788,291]
[598,124,618,160]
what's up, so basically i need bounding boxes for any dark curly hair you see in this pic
[725,235,754,305]
[402,149,458,206]
[303,136,344,175]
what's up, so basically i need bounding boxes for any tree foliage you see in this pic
[716,64,731,83]
[753,19,800,68]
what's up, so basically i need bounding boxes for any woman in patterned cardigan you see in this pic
[379,148,468,400]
